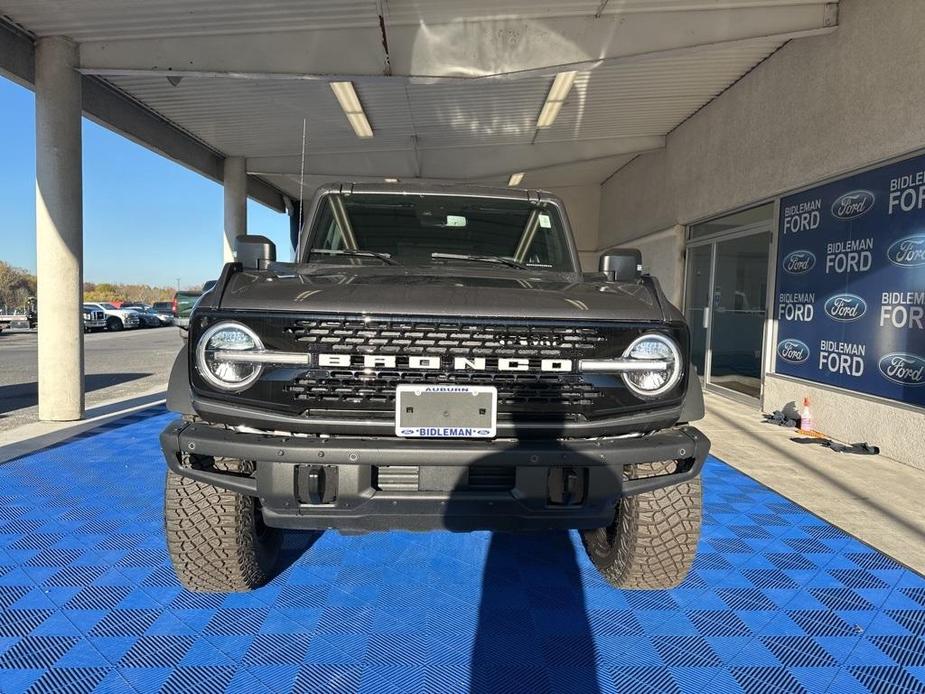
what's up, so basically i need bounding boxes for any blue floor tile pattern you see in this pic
[0,407,923,693]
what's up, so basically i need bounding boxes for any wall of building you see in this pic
[599,227,685,306]
[598,0,925,246]
[546,184,601,271]
[595,0,925,469]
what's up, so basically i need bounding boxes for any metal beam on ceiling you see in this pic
[71,3,837,78]
[246,136,665,179]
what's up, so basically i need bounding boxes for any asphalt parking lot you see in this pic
[0,327,181,432]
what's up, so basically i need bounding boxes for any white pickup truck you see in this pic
[84,302,141,331]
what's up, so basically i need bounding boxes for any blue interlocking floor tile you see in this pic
[1,406,925,693]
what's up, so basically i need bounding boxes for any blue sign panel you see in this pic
[776,153,925,407]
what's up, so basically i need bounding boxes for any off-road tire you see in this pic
[165,459,281,592]
[106,316,123,331]
[581,460,701,590]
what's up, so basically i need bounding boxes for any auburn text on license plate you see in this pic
[395,384,497,438]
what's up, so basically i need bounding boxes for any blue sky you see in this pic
[0,77,290,288]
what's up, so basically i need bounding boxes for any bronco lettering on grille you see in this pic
[317,354,574,372]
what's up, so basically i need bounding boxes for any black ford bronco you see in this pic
[160,183,709,592]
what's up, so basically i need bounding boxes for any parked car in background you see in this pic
[118,302,171,328]
[137,310,163,328]
[139,306,172,327]
[153,301,175,319]
[81,305,106,332]
[173,291,201,330]
[174,281,215,330]
[84,302,141,331]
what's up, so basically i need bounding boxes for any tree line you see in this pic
[0,260,187,311]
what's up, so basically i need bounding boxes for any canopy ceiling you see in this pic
[0,0,838,204]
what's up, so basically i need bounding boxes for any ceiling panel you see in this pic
[385,0,829,24]
[536,38,783,142]
[1,0,836,189]
[476,154,638,188]
[407,77,548,147]
[2,0,826,40]
[1,0,381,39]
[102,33,783,183]
[105,76,414,157]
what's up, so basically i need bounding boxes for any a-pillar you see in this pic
[35,37,84,421]
[223,157,247,262]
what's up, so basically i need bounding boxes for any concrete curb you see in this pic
[0,387,167,464]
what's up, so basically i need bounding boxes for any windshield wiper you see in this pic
[310,248,398,265]
[431,252,527,270]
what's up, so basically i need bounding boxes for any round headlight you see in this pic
[621,333,682,398]
[196,321,263,391]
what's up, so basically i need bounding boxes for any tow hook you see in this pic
[547,466,586,506]
[298,465,338,504]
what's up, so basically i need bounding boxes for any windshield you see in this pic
[99,303,116,310]
[303,193,575,272]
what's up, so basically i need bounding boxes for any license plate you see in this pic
[395,385,497,438]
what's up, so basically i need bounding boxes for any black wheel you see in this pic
[106,316,123,331]
[165,459,281,592]
[581,461,701,590]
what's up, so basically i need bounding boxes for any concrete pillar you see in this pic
[223,157,247,262]
[35,37,84,421]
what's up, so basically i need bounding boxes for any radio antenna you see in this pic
[298,117,307,237]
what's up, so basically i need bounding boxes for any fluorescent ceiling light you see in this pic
[508,172,524,186]
[548,70,577,101]
[330,81,373,138]
[536,70,577,129]
[384,178,399,183]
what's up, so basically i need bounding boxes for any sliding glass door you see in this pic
[685,205,773,400]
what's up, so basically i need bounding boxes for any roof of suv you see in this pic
[315,181,555,203]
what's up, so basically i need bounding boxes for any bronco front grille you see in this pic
[190,313,688,423]
[288,371,602,412]
[286,318,606,358]
[278,316,642,421]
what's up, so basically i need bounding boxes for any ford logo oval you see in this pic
[878,353,925,386]
[831,190,875,220]
[782,250,816,275]
[777,339,810,364]
[886,234,925,267]
[823,293,867,322]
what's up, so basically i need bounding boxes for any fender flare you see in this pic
[166,345,195,416]
[678,365,705,423]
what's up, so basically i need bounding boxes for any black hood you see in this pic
[217,264,668,322]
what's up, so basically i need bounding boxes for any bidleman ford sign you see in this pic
[776,153,925,407]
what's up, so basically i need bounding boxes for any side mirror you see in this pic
[235,235,276,270]
[599,248,642,281]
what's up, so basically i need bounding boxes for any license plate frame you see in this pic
[395,384,497,438]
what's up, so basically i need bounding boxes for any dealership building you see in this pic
[1,0,922,467]
[584,0,925,469]
[3,0,925,688]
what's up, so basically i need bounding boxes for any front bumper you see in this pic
[160,420,709,532]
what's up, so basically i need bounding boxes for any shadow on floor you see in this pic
[0,372,152,414]
[470,531,601,694]
[275,530,325,579]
